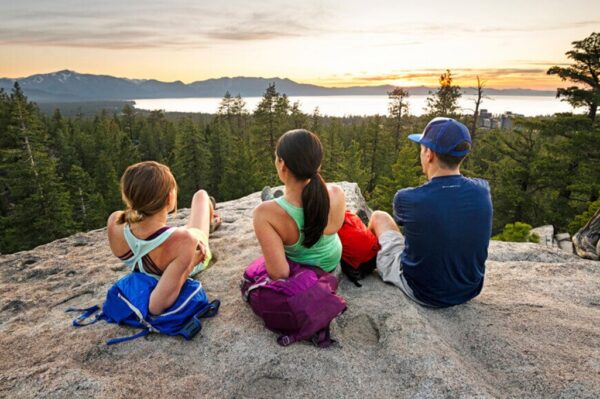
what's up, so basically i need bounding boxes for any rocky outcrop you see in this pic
[531,225,554,247]
[1,183,599,398]
[574,208,600,260]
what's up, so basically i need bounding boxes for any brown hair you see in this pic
[276,129,329,248]
[436,141,471,169]
[117,161,177,224]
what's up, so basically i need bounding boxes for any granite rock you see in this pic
[1,183,599,398]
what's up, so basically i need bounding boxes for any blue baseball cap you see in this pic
[408,117,472,156]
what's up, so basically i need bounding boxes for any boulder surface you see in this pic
[1,183,599,398]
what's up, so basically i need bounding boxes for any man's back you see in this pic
[393,175,492,307]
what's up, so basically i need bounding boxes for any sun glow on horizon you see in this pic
[1,0,598,90]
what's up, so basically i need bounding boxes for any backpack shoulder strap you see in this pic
[66,305,102,327]
[106,329,150,345]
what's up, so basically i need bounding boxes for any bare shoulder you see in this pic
[107,211,122,229]
[253,200,283,221]
[168,227,197,248]
[106,211,124,242]
[327,183,346,206]
[327,183,344,198]
[160,227,197,264]
[106,211,125,256]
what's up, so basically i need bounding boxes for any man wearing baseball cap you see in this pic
[368,117,493,307]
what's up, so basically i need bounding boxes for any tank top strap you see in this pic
[123,224,176,276]
[274,197,304,230]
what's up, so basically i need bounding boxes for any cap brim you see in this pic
[407,133,423,144]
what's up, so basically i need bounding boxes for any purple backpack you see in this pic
[241,257,347,347]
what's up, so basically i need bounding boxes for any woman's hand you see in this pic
[194,240,208,264]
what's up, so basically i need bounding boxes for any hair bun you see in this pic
[124,208,145,224]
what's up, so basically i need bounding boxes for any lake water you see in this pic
[133,94,582,117]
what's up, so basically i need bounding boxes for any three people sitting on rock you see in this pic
[107,118,492,314]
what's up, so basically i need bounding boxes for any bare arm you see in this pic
[148,233,196,315]
[253,203,290,280]
[325,184,346,234]
[106,211,124,257]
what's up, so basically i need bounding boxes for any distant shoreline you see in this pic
[1,70,556,104]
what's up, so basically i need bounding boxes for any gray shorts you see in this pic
[376,230,433,307]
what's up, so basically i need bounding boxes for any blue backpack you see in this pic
[67,272,220,345]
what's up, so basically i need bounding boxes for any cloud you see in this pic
[0,1,324,49]
[514,60,572,66]
[2,1,597,55]
[340,19,600,37]
[358,74,405,81]
[207,30,301,41]
[204,11,312,41]
[471,19,600,33]
[335,68,555,86]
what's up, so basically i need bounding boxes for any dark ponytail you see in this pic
[276,129,329,248]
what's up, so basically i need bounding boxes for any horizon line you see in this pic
[0,68,564,92]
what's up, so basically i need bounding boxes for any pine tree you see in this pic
[93,151,121,213]
[253,83,290,184]
[362,115,394,193]
[219,135,262,200]
[173,117,211,205]
[138,119,163,161]
[425,69,462,117]
[254,83,280,161]
[333,140,370,191]
[290,101,307,129]
[320,119,343,181]
[547,32,600,121]
[0,84,73,252]
[311,107,321,132]
[370,140,424,213]
[388,88,409,151]
[64,165,106,230]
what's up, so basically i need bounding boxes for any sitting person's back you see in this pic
[368,117,492,307]
[273,195,342,272]
[107,161,219,315]
[253,129,345,279]
[394,174,492,306]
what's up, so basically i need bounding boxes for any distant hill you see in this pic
[0,70,556,102]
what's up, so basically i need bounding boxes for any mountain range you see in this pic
[0,70,556,102]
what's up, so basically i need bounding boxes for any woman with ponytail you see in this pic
[106,161,220,315]
[253,129,346,279]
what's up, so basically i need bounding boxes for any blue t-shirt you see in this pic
[393,175,492,307]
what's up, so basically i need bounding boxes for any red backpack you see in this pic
[338,210,381,286]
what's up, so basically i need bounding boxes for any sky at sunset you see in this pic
[2,0,599,89]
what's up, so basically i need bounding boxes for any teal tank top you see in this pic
[274,197,342,272]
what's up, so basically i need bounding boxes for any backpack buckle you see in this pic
[180,317,202,340]
[278,335,293,346]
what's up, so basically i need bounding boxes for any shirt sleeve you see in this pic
[393,189,409,226]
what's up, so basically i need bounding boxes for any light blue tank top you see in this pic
[122,224,176,279]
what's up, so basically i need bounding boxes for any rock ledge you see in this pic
[1,183,599,398]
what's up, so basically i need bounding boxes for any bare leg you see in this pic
[186,190,211,237]
[368,210,400,239]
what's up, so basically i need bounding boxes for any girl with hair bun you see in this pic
[107,161,220,315]
[253,129,346,279]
